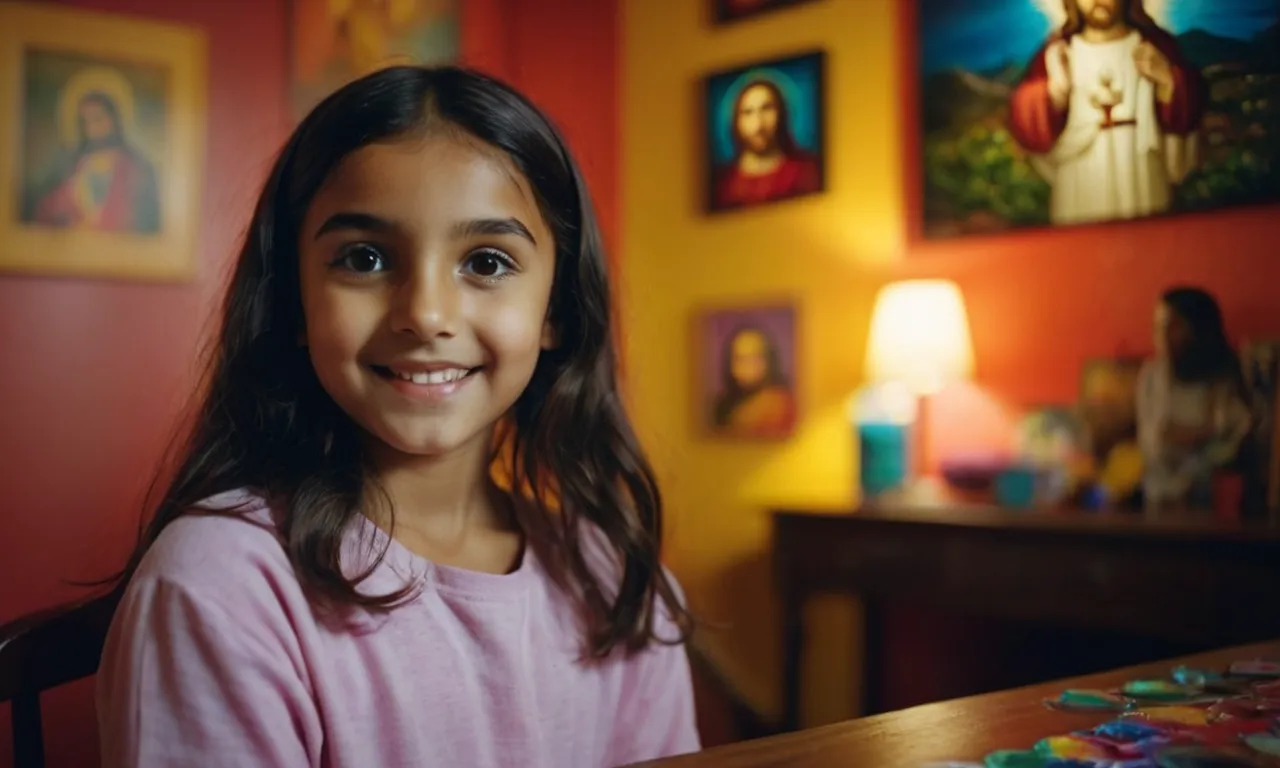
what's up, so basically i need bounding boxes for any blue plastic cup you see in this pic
[859,422,909,499]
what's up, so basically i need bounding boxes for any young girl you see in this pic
[97,66,699,767]
[1137,286,1252,513]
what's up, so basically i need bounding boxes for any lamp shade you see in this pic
[864,279,974,396]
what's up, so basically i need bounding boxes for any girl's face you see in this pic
[298,131,557,459]
[1154,301,1192,359]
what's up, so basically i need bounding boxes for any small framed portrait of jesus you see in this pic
[695,303,799,440]
[702,50,826,214]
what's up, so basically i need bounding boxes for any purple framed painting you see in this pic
[695,303,799,439]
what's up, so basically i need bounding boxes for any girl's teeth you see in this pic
[396,369,467,384]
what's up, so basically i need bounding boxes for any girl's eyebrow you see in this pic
[453,217,537,246]
[313,213,536,247]
[315,212,396,238]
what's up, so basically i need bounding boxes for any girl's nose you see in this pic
[391,266,460,341]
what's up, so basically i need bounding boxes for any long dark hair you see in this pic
[1060,0,1161,40]
[114,66,691,658]
[1162,286,1241,387]
[713,325,788,426]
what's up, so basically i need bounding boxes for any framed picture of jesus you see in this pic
[703,50,826,214]
[694,302,800,440]
[0,2,206,281]
[918,0,1280,239]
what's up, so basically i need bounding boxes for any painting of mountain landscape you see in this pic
[918,0,1279,238]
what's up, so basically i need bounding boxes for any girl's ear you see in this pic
[540,319,558,350]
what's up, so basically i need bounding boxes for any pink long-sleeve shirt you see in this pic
[97,491,700,768]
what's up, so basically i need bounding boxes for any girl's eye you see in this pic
[463,248,516,282]
[334,243,387,274]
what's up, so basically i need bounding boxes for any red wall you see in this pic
[0,0,289,765]
[0,1,619,766]
[462,0,621,254]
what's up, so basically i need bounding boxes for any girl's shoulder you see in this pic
[131,488,295,598]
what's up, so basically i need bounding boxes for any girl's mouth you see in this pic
[372,365,479,385]
[370,365,482,401]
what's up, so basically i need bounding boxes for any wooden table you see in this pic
[774,505,1280,730]
[633,640,1280,767]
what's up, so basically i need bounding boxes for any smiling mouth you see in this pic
[371,365,481,385]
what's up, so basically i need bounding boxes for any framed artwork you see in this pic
[290,0,459,120]
[712,0,822,25]
[695,303,799,439]
[918,0,1280,239]
[0,2,206,281]
[703,50,825,213]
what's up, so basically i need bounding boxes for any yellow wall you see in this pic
[622,0,904,726]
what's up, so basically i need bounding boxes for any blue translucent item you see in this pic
[1079,483,1107,510]
[1092,719,1170,742]
[859,422,908,498]
[1171,665,1224,688]
[995,465,1038,508]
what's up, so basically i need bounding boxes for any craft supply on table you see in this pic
[1122,679,1206,702]
[925,657,1280,768]
[1044,689,1132,713]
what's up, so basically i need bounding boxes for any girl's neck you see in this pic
[365,429,516,540]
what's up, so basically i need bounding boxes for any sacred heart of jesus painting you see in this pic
[918,0,1280,239]
[0,2,206,281]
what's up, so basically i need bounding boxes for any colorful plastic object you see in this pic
[1045,689,1129,712]
[1171,665,1237,690]
[1125,705,1210,726]
[1034,734,1111,760]
[1122,679,1200,701]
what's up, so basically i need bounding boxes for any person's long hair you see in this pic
[1162,286,1243,389]
[1060,0,1161,39]
[111,65,692,658]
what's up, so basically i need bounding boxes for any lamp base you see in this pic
[903,474,949,505]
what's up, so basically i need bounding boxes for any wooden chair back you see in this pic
[0,590,120,768]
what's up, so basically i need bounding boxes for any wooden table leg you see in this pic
[781,592,804,732]
[860,597,885,717]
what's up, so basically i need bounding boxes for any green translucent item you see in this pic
[1057,689,1125,709]
[984,750,1048,768]
[1121,679,1197,700]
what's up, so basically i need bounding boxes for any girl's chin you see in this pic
[362,425,489,462]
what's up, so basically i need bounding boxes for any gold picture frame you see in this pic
[0,2,207,281]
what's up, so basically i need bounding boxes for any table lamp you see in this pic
[863,279,975,492]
